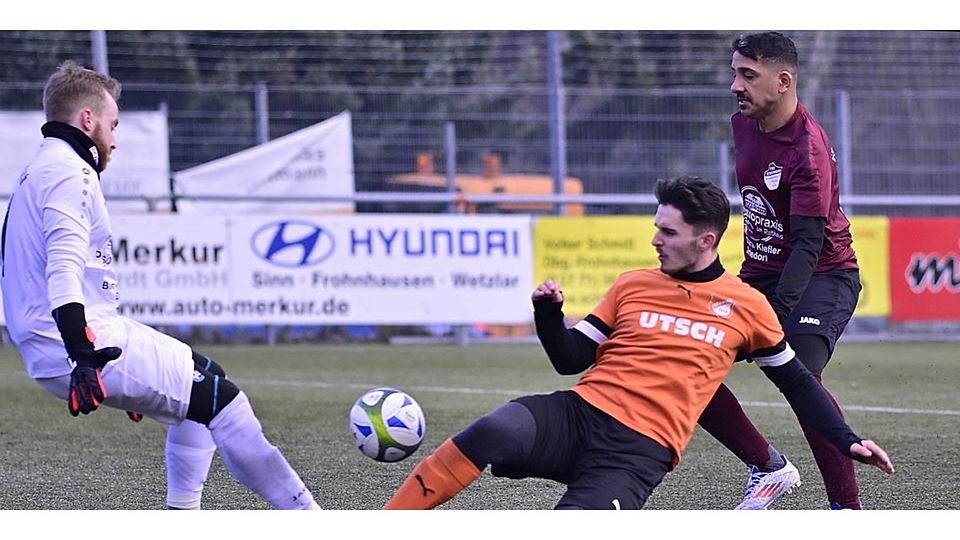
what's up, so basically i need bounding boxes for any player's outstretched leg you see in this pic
[699,383,800,509]
[384,401,535,509]
[187,368,318,509]
[384,438,481,509]
[790,334,861,510]
[796,382,859,508]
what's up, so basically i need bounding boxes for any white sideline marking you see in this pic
[740,400,960,416]
[246,378,525,397]
[244,378,960,416]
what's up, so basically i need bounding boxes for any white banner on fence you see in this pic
[105,213,532,325]
[173,111,355,215]
[0,110,171,209]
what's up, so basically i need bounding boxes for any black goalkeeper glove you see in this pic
[66,341,122,416]
[53,303,122,416]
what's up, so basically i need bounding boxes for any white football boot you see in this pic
[735,455,801,510]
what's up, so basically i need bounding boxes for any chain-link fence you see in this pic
[2,30,958,342]
[2,30,959,216]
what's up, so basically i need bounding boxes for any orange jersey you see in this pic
[571,268,786,466]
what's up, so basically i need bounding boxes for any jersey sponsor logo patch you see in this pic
[763,162,783,190]
[740,186,783,243]
[638,311,726,348]
[799,316,821,325]
[709,295,734,318]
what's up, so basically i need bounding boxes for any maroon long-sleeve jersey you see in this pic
[732,102,858,278]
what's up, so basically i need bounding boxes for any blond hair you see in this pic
[42,60,121,122]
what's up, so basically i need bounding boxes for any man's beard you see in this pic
[91,134,111,172]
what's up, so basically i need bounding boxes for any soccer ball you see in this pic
[349,387,426,462]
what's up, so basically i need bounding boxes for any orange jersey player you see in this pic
[568,266,784,467]
[383,176,893,510]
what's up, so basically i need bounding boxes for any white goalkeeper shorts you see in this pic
[34,316,194,426]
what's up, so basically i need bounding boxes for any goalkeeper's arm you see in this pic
[53,302,121,416]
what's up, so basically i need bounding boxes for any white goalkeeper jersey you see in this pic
[1,137,120,378]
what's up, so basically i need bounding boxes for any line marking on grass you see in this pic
[244,378,960,416]
[245,378,526,396]
[740,401,960,416]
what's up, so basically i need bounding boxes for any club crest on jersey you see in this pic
[192,370,205,383]
[709,295,735,318]
[763,162,783,190]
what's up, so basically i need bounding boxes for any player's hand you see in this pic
[68,365,106,416]
[66,345,122,416]
[532,280,564,304]
[850,439,895,475]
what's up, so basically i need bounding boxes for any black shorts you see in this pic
[491,390,673,510]
[744,269,861,353]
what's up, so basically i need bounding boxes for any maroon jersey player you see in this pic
[697,31,867,510]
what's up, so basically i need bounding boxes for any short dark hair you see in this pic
[732,31,798,71]
[655,176,730,244]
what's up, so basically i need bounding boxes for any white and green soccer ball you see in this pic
[349,387,426,462]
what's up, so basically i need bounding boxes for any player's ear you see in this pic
[79,107,94,131]
[701,230,719,252]
[778,69,794,94]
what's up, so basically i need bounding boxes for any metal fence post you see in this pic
[160,102,172,214]
[446,121,469,345]
[256,82,270,145]
[547,30,567,216]
[718,141,732,197]
[836,89,853,215]
[255,82,278,346]
[90,31,109,75]
[445,122,457,214]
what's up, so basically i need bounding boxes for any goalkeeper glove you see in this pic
[66,341,121,416]
[53,302,122,416]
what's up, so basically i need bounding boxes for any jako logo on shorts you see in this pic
[638,311,725,348]
[250,220,335,268]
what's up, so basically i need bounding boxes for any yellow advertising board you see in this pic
[534,216,657,316]
[533,215,889,318]
[848,216,889,316]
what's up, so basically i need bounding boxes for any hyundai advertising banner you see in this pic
[104,213,533,325]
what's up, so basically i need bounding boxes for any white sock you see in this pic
[166,420,217,510]
[208,392,318,509]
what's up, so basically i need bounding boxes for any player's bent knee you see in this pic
[453,402,535,467]
[459,404,526,444]
[185,369,240,425]
[192,350,227,378]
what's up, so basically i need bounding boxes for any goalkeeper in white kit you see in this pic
[0,60,318,510]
